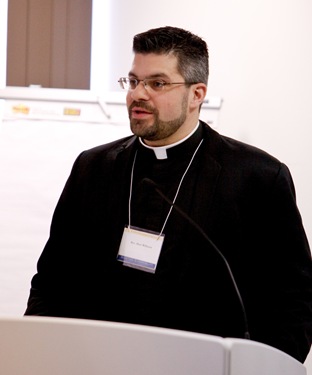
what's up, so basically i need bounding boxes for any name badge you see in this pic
[117,226,165,273]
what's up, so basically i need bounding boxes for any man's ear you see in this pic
[190,83,207,110]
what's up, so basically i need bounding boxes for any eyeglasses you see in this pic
[118,77,198,92]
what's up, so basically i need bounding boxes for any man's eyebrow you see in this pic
[128,72,170,79]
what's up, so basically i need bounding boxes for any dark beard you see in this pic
[129,95,188,141]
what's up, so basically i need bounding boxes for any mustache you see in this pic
[129,102,155,113]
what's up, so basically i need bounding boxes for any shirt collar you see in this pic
[139,122,200,160]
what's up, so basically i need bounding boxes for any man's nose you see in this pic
[129,81,150,101]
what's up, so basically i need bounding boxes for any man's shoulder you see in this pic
[201,122,286,184]
[201,122,281,167]
[70,135,137,171]
[83,135,137,156]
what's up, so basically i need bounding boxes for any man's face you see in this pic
[126,53,193,146]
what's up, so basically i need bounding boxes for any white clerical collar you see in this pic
[139,122,200,160]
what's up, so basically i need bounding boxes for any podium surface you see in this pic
[0,316,306,375]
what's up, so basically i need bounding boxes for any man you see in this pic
[25,26,312,363]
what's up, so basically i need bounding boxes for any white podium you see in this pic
[0,317,306,375]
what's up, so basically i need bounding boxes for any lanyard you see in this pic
[128,139,204,237]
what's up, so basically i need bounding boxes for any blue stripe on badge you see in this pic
[117,255,156,270]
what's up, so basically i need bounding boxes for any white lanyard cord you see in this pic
[128,138,204,236]
[158,138,204,236]
[128,150,137,228]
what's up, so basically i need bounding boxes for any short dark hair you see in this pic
[132,26,209,85]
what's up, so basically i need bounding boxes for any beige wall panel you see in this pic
[6,0,91,89]
[50,0,68,88]
[66,0,92,89]
[6,0,28,86]
[26,0,52,87]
